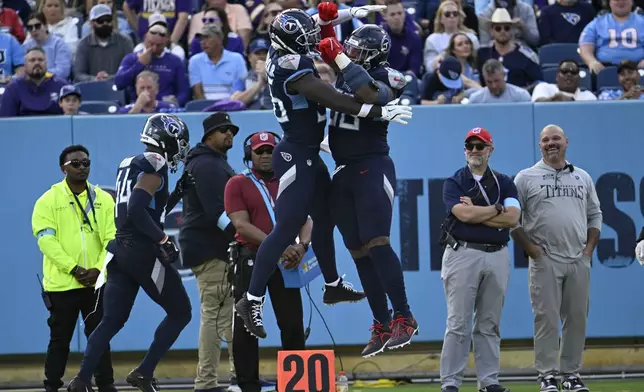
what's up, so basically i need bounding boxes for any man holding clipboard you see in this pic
[224,131,311,392]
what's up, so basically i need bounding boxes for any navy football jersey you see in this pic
[266,47,327,146]
[112,152,169,242]
[328,66,407,165]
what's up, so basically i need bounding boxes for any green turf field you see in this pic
[169,379,644,392]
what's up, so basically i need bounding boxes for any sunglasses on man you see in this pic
[64,159,91,168]
[493,25,511,32]
[465,143,488,151]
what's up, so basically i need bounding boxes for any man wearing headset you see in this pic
[224,131,309,392]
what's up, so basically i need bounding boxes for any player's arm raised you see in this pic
[129,172,169,244]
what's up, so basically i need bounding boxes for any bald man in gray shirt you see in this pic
[511,125,602,392]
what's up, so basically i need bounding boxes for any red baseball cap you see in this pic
[465,127,493,144]
[250,132,277,150]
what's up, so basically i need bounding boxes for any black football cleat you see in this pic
[126,370,160,392]
[361,320,392,358]
[235,294,267,339]
[67,376,95,392]
[387,312,419,350]
[322,277,366,305]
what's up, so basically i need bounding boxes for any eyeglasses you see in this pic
[559,68,579,75]
[26,23,42,31]
[443,11,459,17]
[94,17,113,25]
[64,159,91,168]
[253,147,273,155]
[493,25,511,32]
[202,17,221,24]
[465,143,487,151]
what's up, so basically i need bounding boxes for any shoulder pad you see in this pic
[142,152,167,172]
[278,54,303,70]
[384,67,408,90]
[517,44,539,64]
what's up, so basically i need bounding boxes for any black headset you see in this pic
[242,131,282,164]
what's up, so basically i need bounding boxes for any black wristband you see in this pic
[302,243,310,252]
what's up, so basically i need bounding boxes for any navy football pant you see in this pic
[330,156,410,318]
[248,140,339,297]
[78,249,192,382]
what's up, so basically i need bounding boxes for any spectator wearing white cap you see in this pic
[74,4,133,82]
[477,8,542,89]
[133,12,185,60]
[80,0,133,40]
[122,0,190,44]
[188,23,246,102]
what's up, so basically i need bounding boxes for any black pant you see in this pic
[44,287,114,391]
[233,247,306,392]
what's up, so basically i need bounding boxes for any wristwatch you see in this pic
[495,203,504,215]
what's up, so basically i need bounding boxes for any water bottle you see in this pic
[336,371,349,392]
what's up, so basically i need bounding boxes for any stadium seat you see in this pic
[79,100,120,114]
[539,43,582,69]
[185,99,219,112]
[542,67,592,91]
[596,66,619,91]
[75,80,126,105]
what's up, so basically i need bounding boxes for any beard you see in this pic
[94,25,112,39]
[29,67,45,79]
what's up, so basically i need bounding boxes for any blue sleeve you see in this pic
[11,36,25,68]
[233,54,248,92]
[114,53,145,90]
[0,82,19,117]
[443,177,463,213]
[188,55,201,87]
[189,37,201,57]
[579,17,598,45]
[81,21,90,37]
[51,39,72,80]
[174,59,190,106]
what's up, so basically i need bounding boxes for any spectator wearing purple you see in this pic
[122,0,190,44]
[383,0,423,77]
[188,7,244,58]
[538,0,595,45]
[115,21,189,106]
[118,70,178,113]
[22,11,71,80]
[133,13,186,60]
[230,37,270,110]
[188,23,246,101]
[0,47,66,117]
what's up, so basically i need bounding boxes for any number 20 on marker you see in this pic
[277,350,336,392]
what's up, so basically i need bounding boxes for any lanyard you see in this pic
[471,169,500,206]
[244,170,276,225]
[69,185,97,231]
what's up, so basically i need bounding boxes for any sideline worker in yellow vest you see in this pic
[32,145,117,392]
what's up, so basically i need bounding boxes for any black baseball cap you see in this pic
[202,112,239,142]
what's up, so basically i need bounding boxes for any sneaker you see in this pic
[561,376,589,392]
[235,294,267,339]
[226,376,241,392]
[441,386,459,392]
[67,377,95,392]
[539,374,560,392]
[479,384,510,392]
[260,379,276,391]
[322,277,366,305]
[387,312,419,350]
[97,385,118,392]
[361,320,392,358]
[125,370,160,392]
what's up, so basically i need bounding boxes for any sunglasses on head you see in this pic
[559,68,579,75]
[26,22,42,31]
[493,25,511,32]
[202,17,221,24]
[465,143,487,151]
[443,11,459,17]
[65,159,91,168]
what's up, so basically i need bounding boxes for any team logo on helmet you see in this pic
[279,15,299,34]
[160,114,182,136]
[382,35,391,52]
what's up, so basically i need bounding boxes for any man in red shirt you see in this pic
[0,4,25,42]
[224,131,310,392]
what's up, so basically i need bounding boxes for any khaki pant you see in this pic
[192,259,235,390]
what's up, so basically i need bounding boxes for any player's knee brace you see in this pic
[365,236,390,250]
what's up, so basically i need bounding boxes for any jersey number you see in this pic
[331,111,360,131]
[608,28,638,49]
[114,168,132,217]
